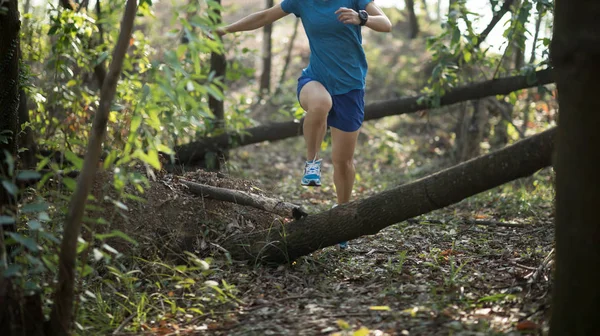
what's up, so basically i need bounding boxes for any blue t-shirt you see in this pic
[280,0,373,96]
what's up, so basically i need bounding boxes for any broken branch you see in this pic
[180,179,308,220]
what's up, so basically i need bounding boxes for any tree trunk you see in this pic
[173,69,554,165]
[549,0,600,334]
[406,0,419,39]
[0,279,45,336]
[453,99,489,162]
[47,1,137,334]
[0,3,46,335]
[0,0,20,223]
[510,0,525,71]
[223,127,556,263]
[0,0,20,175]
[207,0,227,170]
[260,0,274,95]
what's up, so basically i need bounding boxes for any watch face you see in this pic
[360,10,368,21]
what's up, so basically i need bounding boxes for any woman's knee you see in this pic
[332,157,355,172]
[300,81,332,115]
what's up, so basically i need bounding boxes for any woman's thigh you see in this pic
[298,80,332,115]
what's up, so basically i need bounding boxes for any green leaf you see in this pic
[2,180,18,196]
[0,215,15,226]
[16,170,41,181]
[8,232,40,252]
[451,26,461,46]
[369,306,391,311]
[3,150,14,176]
[95,230,138,245]
[147,149,161,170]
[21,201,49,214]
[3,264,22,278]
[95,51,109,66]
[463,50,472,63]
[28,220,42,231]
[82,264,94,277]
[130,115,142,134]
[62,177,77,191]
[38,212,51,222]
[156,144,173,155]
[64,150,83,170]
[39,231,61,244]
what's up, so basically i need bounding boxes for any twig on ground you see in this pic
[347,248,399,254]
[407,217,526,228]
[511,262,538,271]
[526,248,555,284]
[324,312,378,318]
[113,313,137,335]
[245,292,329,311]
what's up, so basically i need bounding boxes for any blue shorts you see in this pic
[296,76,365,132]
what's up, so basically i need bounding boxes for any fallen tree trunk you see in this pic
[180,179,308,219]
[174,68,554,165]
[223,127,556,263]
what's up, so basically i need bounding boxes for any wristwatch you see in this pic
[358,9,368,26]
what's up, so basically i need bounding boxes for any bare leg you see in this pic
[299,81,332,161]
[331,126,360,204]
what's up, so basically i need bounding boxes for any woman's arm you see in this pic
[217,4,289,36]
[335,2,392,33]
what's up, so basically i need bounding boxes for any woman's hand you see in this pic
[335,7,361,25]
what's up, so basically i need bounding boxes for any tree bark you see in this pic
[47,1,137,334]
[454,99,489,162]
[549,0,600,334]
[406,0,419,39]
[207,0,227,170]
[173,69,554,165]
[223,127,556,263]
[0,3,45,336]
[0,279,45,336]
[0,0,20,226]
[260,0,274,94]
[180,179,308,219]
[0,0,21,175]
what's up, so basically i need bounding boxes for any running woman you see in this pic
[218,0,392,248]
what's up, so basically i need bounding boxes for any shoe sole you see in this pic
[301,180,321,187]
